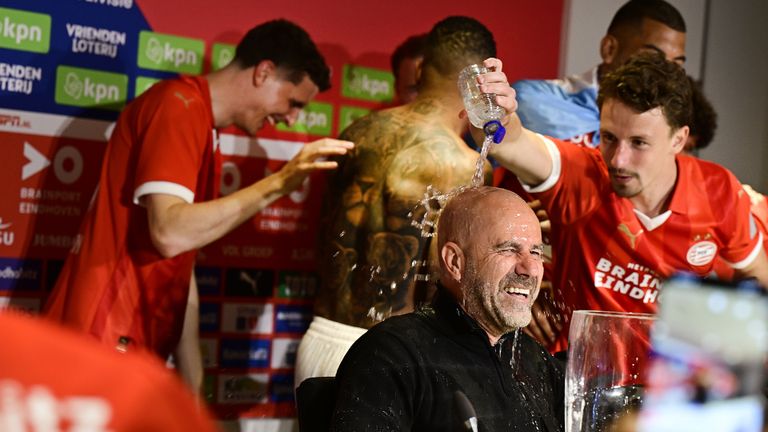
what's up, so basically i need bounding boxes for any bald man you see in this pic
[330,186,564,432]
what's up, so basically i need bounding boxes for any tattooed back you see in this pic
[314,100,490,328]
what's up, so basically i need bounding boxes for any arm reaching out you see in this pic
[470,57,554,187]
[146,138,354,258]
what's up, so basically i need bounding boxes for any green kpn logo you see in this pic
[338,106,371,132]
[342,64,393,102]
[276,102,333,136]
[211,43,235,71]
[0,7,51,53]
[55,65,127,111]
[135,76,160,97]
[137,31,204,74]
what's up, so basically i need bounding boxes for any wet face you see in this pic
[605,18,686,72]
[395,56,422,104]
[237,70,318,136]
[600,99,685,200]
[460,202,544,336]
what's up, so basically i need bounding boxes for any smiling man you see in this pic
[330,186,564,432]
[479,52,768,352]
[45,20,353,376]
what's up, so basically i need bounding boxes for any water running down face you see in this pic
[441,188,544,341]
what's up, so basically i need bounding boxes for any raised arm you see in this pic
[472,57,554,187]
[144,138,353,258]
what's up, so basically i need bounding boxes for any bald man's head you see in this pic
[438,186,544,342]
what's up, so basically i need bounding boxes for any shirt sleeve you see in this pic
[131,83,211,205]
[718,177,764,269]
[520,137,606,225]
[513,79,600,140]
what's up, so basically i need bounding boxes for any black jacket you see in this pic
[331,290,565,432]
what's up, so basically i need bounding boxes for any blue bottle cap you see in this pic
[483,120,506,144]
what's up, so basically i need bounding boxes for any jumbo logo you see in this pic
[138,31,204,74]
[342,64,394,102]
[0,7,50,53]
[55,65,127,110]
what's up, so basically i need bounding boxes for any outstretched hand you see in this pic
[278,138,354,191]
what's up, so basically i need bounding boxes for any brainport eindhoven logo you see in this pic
[0,7,50,53]
[55,65,127,110]
[138,31,204,74]
[0,218,14,246]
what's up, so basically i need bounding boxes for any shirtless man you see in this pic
[294,16,496,386]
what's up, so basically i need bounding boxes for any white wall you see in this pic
[698,0,768,192]
[561,0,705,78]
[561,0,768,191]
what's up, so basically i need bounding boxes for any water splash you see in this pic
[410,185,450,238]
[471,134,494,187]
[509,328,521,370]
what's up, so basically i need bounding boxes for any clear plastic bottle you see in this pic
[457,63,506,143]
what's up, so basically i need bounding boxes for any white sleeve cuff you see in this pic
[521,134,561,193]
[724,231,764,270]
[133,181,195,206]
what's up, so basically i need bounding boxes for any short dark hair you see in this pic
[688,76,717,149]
[422,16,496,76]
[234,19,331,91]
[391,34,428,76]
[608,0,686,35]
[598,51,691,131]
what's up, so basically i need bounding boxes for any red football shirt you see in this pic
[524,137,762,351]
[0,311,219,432]
[45,76,220,358]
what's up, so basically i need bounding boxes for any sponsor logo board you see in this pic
[276,102,333,136]
[221,302,274,334]
[55,65,127,110]
[341,64,393,102]
[0,7,50,54]
[137,31,204,74]
[338,105,371,132]
[211,43,235,71]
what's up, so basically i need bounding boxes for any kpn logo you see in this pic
[342,64,393,102]
[55,65,127,111]
[0,7,51,53]
[211,43,235,71]
[138,31,204,74]
[276,102,333,136]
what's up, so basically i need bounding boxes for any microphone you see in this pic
[453,390,479,432]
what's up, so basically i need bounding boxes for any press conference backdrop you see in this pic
[0,0,563,426]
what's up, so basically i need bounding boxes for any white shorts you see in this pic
[294,316,367,389]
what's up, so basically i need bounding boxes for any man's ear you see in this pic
[600,34,619,65]
[252,60,276,87]
[671,125,689,154]
[441,242,465,283]
[414,57,423,87]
